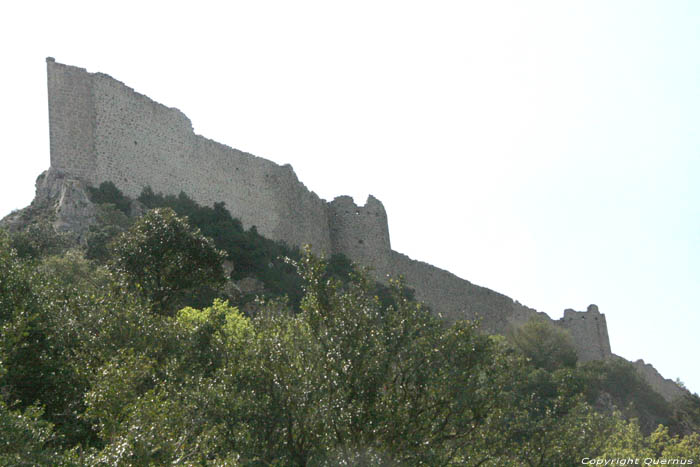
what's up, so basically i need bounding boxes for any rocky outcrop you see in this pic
[48,174,97,242]
[1,169,97,244]
[36,169,97,243]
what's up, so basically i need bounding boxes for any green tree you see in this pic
[109,208,226,315]
[672,393,700,435]
[81,301,252,465]
[138,188,308,307]
[175,299,252,377]
[4,207,698,463]
[503,370,612,466]
[9,222,71,260]
[0,398,65,466]
[509,317,578,372]
[221,250,520,464]
[579,358,673,434]
[0,233,95,448]
[600,417,700,461]
[85,202,133,262]
[86,181,132,214]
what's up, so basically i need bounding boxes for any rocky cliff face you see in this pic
[39,170,98,242]
[1,169,97,244]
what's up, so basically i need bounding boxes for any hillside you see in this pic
[1,175,699,464]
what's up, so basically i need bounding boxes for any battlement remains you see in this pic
[329,195,391,265]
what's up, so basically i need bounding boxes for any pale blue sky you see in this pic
[1,1,698,394]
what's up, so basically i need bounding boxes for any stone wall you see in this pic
[629,358,687,402]
[388,251,547,331]
[325,195,548,334]
[324,196,614,359]
[47,59,332,254]
[46,58,615,365]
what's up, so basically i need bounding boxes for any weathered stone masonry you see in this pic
[46,57,616,370]
[558,305,612,362]
[47,58,332,254]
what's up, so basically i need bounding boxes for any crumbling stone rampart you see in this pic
[629,358,687,402]
[48,58,332,254]
[45,57,617,372]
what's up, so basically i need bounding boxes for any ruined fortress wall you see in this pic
[382,251,542,332]
[383,250,613,361]
[45,58,613,365]
[325,196,546,333]
[322,194,613,360]
[628,358,686,402]
[47,59,332,253]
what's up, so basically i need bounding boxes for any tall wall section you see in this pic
[47,58,96,180]
[46,58,612,365]
[47,58,331,253]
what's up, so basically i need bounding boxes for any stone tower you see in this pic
[329,195,391,266]
[558,305,612,362]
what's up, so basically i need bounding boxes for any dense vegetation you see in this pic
[1,183,698,465]
[86,183,412,311]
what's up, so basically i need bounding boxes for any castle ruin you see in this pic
[42,58,690,400]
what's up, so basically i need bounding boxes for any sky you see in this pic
[1,1,698,394]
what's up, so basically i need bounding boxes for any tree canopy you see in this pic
[109,207,226,315]
[1,186,698,465]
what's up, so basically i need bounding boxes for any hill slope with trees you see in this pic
[0,182,698,465]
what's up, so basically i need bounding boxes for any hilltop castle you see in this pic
[39,58,683,400]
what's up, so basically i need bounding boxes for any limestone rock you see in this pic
[52,180,97,243]
[0,169,99,245]
[36,170,97,243]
